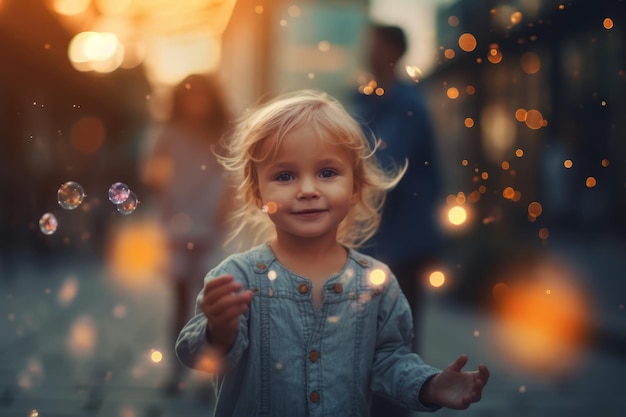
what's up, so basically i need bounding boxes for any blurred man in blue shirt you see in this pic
[352,22,444,417]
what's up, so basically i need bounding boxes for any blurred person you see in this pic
[140,73,234,395]
[351,23,444,417]
[175,90,488,416]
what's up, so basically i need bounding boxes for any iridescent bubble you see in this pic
[116,190,139,215]
[57,181,85,210]
[108,182,130,204]
[39,212,58,235]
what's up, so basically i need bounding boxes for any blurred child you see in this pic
[175,90,488,415]
[141,73,234,394]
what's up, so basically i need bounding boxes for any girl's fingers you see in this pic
[448,354,468,372]
[478,364,490,383]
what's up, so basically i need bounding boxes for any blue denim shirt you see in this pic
[176,243,441,416]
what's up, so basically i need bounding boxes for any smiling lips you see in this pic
[292,209,326,217]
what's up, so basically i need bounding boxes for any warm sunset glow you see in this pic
[52,0,90,16]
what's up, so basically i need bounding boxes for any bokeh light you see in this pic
[105,220,168,289]
[70,116,105,154]
[458,33,477,52]
[369,268,386,285]
[262,201,278,214]
[448,206,467,226]
[428,271,445,288]
[492,257,592,375]
[520,52,541,74]
[150,349,163,363]
[405,65,423,83]
[67,316,97,358]
[446,87,460,99]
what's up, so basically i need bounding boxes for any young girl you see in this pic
[175,90,489,416]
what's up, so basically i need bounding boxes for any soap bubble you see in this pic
[39,212,58,235]
[57,181,85,210]
[108,182,130,204]
[116,190,139,215]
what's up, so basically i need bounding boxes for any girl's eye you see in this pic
[275,172,293,182]
[319,169,337,179]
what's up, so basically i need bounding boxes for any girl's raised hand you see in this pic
[420,354,489,410]
[200,274,253,353]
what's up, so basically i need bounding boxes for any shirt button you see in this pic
[308,350,320,362]
[358,259,368,266]
[257,263,266,269]
[309,391,320,403]
[333,283,343,293]
[298,283,309,294]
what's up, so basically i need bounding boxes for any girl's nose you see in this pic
[296,177,320,199]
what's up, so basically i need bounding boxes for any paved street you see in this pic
[1,233,625,417]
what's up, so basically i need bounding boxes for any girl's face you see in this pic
[254,124,358,243]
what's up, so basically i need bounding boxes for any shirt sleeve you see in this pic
[369,272,442,411]
[174,259,250,374]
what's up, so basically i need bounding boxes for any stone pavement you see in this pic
[1,234,625,417]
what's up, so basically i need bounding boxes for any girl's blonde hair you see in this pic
[218,89,405,250]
